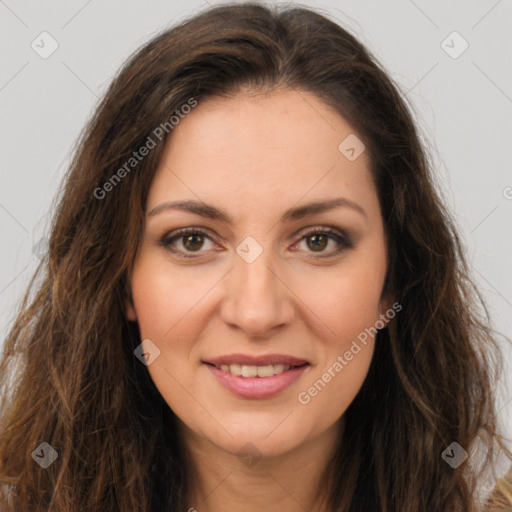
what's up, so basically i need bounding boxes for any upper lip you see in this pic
[203,353,309,367]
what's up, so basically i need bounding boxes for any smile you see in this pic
[212,363,307,377]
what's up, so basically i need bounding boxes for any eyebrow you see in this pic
[148,197,367,223]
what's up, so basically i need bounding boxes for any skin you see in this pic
[126,88,391,511]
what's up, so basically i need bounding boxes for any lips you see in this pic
[202,353,310,398]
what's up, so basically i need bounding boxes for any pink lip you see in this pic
[204,363,310,399]
[203,353,309,366]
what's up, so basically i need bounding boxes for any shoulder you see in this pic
[484,465,512,512]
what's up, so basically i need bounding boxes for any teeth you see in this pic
[256,365,274,377]
[217,363,295,377]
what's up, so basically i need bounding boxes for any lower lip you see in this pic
[204,363,310,399]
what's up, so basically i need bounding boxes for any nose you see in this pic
[219,246,295,338]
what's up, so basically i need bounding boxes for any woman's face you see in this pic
[127,89,390,459]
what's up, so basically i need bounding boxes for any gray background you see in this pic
[1,0,511,454]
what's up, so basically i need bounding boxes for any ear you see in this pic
[377,293,396,329]
[126,298,137,321]
[379,295,393,316]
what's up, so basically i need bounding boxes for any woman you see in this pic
[0,3,510,511]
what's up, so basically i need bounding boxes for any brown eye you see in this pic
[161,228,216,258]
[295,228,353,259]
[182,233,204,251]
[306,233,329,252]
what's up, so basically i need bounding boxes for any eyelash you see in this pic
[160,226,353,260]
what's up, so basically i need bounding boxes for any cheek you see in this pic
[295,273,379,419]
[129,259,212,409]
[291,253,385,408]
[298,341,374,415]
[294,257,386,345]
[130,256,213,343]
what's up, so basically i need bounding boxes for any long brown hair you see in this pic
[1,3,510,511]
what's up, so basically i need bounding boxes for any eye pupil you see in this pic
[183,234,204,251]
[307,234,328,251]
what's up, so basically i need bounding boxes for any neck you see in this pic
[180,418,344,512]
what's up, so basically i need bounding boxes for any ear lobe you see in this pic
[378,295,395,327]
[380,299,393,317]
[126,300,137,321]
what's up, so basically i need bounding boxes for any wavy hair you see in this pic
[1,3,511,511]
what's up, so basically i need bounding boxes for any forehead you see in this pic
[147,89,378,223]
